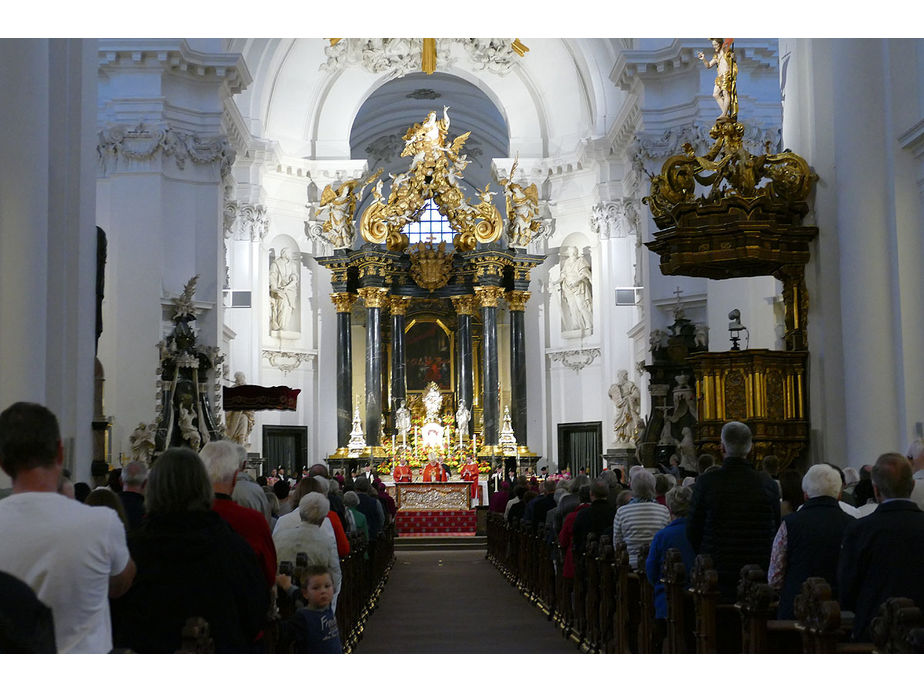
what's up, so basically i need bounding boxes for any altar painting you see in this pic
[405,319,453,391]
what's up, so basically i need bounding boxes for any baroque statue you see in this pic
[178,402,201,451]
[318,171,379,249]
[558,246,594,336]
[224,372,255,448]
[455,401,471,434]
[609,369,642,447]
[422,382,443,423]
[269,248,299,333]
[395,399,411,438]
[129,422,156,466]
[499,158,541,247]
[697,39,738,122]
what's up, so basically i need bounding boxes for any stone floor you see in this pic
[353,549,579,654]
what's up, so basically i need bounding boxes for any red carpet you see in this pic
[395,509,476,534]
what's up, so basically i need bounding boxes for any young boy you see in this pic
[293,566,342,654]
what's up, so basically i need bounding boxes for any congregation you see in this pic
[0,401,396,654]
[3,398,924,656]
[489,420,924,653]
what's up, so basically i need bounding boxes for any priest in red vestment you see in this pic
[422,452,448,482]
[460,455,480,502]
[392,455,412,483]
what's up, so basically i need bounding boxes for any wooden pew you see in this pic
[636,543,656,653]
[735,564,801,654]
[663,547,695,653]
[597,539,616,653]
[689,554,742,653]
[870,597,924,654]
[582,534,602,652]
[571,535,590,645]
[793,577,873,653]
[612,540,642,653]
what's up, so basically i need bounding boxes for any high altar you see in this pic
[316,108,542,475]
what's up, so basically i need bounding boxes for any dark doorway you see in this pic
[557,422,603,478]
[262,425,308,476]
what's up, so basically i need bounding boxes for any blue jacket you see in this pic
[647,517,696,619]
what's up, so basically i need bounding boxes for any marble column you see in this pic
[451,295,477,434]
[358,287,389,449]
[476,286,505,446]
[389,296,410,413]
[331,293,356,451]
[507,290,531,447]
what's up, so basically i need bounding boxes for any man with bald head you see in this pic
[837,452,924,640]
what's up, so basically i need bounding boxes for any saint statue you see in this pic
[422,382,443,422]
[678,427,697,474]
[128,421,156,466]
[559,246,593,335]
[269,248,299,332]
[455,402,471,435]
[395,400,411,438]
[609,369,642,447]
[178,402,201,451]
[697,38,738,121]
[225,372,255,448]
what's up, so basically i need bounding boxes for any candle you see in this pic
[473,434,477,456]
[392,434,396,451]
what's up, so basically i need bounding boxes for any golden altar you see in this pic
[388,482,472,511]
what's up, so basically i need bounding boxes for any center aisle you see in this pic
[354,549,579,654]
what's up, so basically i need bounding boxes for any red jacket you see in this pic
[213,495,277,587]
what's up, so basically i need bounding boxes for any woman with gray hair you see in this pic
[645,485,697,646]
[613,469,670,569]
[110,447,268,652]
[343,490,369,542]
[273,492,342,613]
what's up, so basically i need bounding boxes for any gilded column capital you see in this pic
[474,285,506,308]
[506,290,531,312]
[388,295,411,316]
[450,294,477,316]
[357,286,390,309]
[330,292,357,313]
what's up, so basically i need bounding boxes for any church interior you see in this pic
[2,25,924,665]
[1,35,920,487]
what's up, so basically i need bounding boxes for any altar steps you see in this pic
[394,535,487,552]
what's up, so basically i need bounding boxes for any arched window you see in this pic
[404,199,454,244]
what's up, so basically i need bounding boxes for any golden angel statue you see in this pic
[697,38,737,122]
[318,170,380,249]
[500,159,540,246]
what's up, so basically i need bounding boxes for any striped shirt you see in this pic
[613,500,670,569]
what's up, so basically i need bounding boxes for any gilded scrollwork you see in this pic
[643,112,816,218]
[358,107,504,259]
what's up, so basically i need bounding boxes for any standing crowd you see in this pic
[494,420,924,648]
[0,401,396,653]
